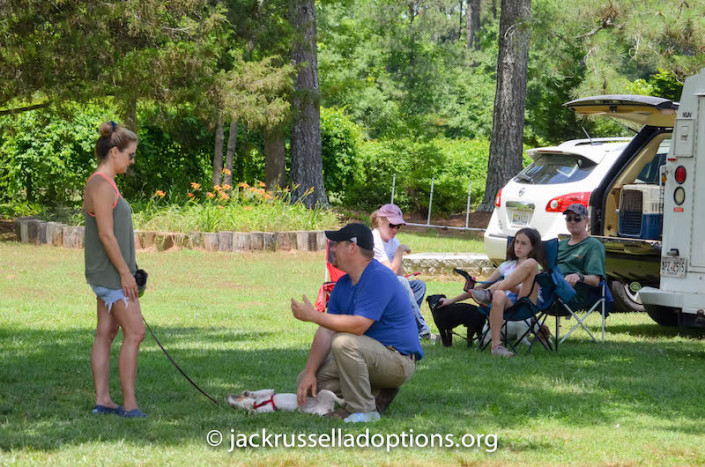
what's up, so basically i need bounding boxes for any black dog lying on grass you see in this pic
[427,294,487,347]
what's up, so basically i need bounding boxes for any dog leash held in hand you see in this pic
[142,317,221,407]
[134,267,220,407]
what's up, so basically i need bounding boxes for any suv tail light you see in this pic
[495,188,503,207]
[545,191,591,212]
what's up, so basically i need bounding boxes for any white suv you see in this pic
[484,137,633,265]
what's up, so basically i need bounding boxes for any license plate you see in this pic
[661,257,686,278]
[511,212,529,226]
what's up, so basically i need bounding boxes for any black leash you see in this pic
[142,317,221,407]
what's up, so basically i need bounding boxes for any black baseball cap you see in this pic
[563,203,589,217]
[325,223,374,250]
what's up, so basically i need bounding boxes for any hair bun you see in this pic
[98,121,114,138]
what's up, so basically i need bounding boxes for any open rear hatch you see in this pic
[565,95,678,127]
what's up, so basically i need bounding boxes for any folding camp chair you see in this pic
[548,278,613,347]
[314,241,347,312]
[476,238,572,354]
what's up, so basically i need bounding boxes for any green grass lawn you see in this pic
[2,241,705,465]
[396,229,485,254]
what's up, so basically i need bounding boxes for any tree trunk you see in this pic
[212,114,224,187]
[224,118,238,187]
[124,97,138,131]
[478,0,531,212]
[466,0,481,50]
[264,124,287,190]
[491,0,497,19]
[289,0,328,208]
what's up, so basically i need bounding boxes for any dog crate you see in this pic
[618,184,663,240]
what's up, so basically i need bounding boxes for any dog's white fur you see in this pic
[481,320,551,347]
[225,389,344,416]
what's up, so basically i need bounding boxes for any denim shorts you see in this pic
[90,284,128,313]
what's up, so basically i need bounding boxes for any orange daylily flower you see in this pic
[239,182,250,188]
[221,168,231,175]
[206,192,215,198]
[217,205,224,210]
[220,192,230,200]
[190,182,201,190]
[222,184,232,191]
[187,192,195,199]
[258,181,266,187]
[155,190,166,198]
[245,206,253,211]
[214,184,222,192]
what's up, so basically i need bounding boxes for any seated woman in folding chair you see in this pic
[438,228,548,357]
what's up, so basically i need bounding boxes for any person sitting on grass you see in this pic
[291,223,422,423]
[370,204,436,341]
[438,227,548,357]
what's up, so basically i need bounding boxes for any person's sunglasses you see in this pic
[565,215,583,223]
[388,223,402,229]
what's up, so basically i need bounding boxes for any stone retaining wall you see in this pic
[13,217,328,252]
[402,252,494,278]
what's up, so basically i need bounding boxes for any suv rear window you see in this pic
[515,154,596,185]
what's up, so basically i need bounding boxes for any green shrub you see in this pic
[320,107,364,204]
[347,137,493,215]
[121,106,215,202]
[0,103,111,207]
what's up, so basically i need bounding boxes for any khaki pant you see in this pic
[299,333,416,413]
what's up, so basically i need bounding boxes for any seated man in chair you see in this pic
[557,203,606,310]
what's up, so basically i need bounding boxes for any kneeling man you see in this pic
[291,223,423,423]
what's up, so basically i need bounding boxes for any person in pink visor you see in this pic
[370,204,436,340]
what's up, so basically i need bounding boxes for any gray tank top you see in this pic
[84,173,136,289]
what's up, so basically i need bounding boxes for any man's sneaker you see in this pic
[471,289,493,306]
[491,344,514,357]
[344,411,381,423]
[375,387,400,415]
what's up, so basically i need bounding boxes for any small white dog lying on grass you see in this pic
[225,389,344,416]
[481,320,552,347]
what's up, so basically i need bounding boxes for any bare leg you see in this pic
[490,291,508,347]
[91,299,120,408]
[110,298,146,412]
[494,259,540,303]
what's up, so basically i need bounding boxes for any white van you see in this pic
[566,68,705,326]
[637,68,705,326]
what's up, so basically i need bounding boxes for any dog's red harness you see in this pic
[253,395,277,411]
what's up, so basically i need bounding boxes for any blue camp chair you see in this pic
[477,238,576,354]
[548,276,613,346]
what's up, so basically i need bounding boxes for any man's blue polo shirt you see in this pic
[327,259,423,361]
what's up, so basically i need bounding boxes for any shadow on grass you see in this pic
[2,324,705,452]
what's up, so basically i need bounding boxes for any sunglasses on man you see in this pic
[565,215,583,223]
[388,223,402,229]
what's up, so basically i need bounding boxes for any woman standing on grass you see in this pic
[83,121,146,418]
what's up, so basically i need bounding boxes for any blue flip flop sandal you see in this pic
[92,405,121,415]
[118,408,148,418]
